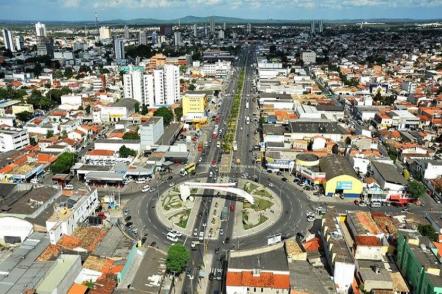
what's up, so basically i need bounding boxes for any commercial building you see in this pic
[288,120,347,143]
[2,28,15,52]
[99,26,112,40]
[114,38,125,62]
[182,93,207,123]
[123,64,180,107]
[294,153,326,185]
[319,155,363,198]
[36,254,82,294]
[139,30,147,45]
[302,51,317,64]
[140,116,164,149]
[174,31,182,47]
[226,243,290,294]
[0,216,33,245]
[0,127,30,152]
[370,160,407,201]
[35,22,47,37]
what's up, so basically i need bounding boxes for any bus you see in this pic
[180,163,196,176]
[233,141,238,151]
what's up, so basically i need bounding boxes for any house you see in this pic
[370,160,407,201]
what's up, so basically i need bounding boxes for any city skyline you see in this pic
[1,0,442,21]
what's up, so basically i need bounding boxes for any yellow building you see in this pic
[319,155,363,198]
[12,104,34,115]
[182,93,207,123]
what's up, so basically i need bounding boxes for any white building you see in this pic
[0,127,30,152]
[371,161,407,199]
[60,94,82,110]
[174,31,182,47]
[114,38,125,61]
[139,30,147,45]
[200,61,231,77]
[123,65,179,107]
[218,29,225,40]
[2,28,15,52]
[301,51,317,64]
[140,116,164,149]
[35,22,47,37]
[99,26,111,40]
[14,35,24,51]
[46,189,99,244]
[0,217,33,245]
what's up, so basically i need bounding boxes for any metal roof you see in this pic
[319,155,358,180]
[371,161,407,186]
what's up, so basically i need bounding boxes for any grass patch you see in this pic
[162,194,183,211]
[170,209,191,228]
[242,210,249,224]
[244,214,268,230]
[244,198,273,211]
[253,189,273,198]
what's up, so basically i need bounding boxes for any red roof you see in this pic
[226,271,290,289]
[354,236,381,246]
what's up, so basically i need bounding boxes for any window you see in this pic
[254,288,256,292]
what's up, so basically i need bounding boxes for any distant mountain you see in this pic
[0,16,441,26]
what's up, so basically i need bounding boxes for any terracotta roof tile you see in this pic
[226,272,290,289]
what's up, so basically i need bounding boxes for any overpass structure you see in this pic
[179,182,255,204]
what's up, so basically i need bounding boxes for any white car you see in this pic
[136,178,146,184]
[141,185,150,192]
[30,178,39,184]
[169,182,175,187]
[64,184,74,190]
[268,183,274,187]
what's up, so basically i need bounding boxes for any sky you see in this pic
[1,0,442,21]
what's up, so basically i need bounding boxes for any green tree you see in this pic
[50,152,77,174]
[64,68,73,79]
[53,70,64,79]
[85,105,91,114]
[166,243,189,274]
[418,224,437,241]
[141,104,149,115]
[134,102,140,113]
[0,87,27,100]
[119,145,137,158]
[46,130,54,138]
[408,180,426,198]
[122,132,140,140]
[46,87,72,104]
[188,84,196,91]
[154,107,174,126]
[174,106,183,121]
[15,111,33,122]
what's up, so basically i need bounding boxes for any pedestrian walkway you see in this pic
[196,252,214,294]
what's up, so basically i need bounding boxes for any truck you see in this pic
[180,163,196,176]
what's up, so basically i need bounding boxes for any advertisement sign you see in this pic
[337,181,352,190]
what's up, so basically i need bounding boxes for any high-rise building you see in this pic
[174,31,182,47]
[193,24,197,37]
[210,19,215,34]
[124,25,129,39]
[15,35,24,51]
[159,25,172,36]
[139,30,147,45]
[36,37,54,57]
[151,31,158,45]
[310,20,316,34]
[246,23,251,34]
[204,24,208,37]
[223,22,226,31]
[319,20,324,33]
[99,26,112,40]
[35,22,47,37]
[2,29,15,52]
[114,38,125,61]
[218,30,225,40]
[123,64,180,107]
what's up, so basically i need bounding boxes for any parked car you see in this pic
[141,185,150,192]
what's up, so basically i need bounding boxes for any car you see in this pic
[209,273,214,280]
[125,221,133,227]
[307,215,315,222]
[141,185,150,192]
[401,207,409,213]
[167,176,173,181]
[199,232,204,241]
[281,177,288,182]
[149,187,157,193]
[136,178,146,184]
[296,232,305,240]
[170,230,182,237]
[124,216,131,221]
[64,184,74,190]
[219,228,224,236]
[276,171,282,176]
[268,182,274,187]
[303,186,312,191]
[193,229,198,237]
[169,182,175,187]
[190,241,199,250]
[30,178,39,184]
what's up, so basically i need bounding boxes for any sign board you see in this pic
[337,181,352,190]
[267,234,282,246]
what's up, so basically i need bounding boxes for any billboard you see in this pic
[337,181,352,190]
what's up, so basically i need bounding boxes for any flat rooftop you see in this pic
[289,121,346,134]
[229,243,288,272]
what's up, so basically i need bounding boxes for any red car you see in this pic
[211,160,217,167]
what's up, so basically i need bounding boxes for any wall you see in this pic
[324,175,363,198]
[334,261,355,293]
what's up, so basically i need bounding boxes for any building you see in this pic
[123,65,180,107]
[151,31,158,45]
[140,116,164,149]
[35,22,47,37]
[0,216,33,245]
[0,127,30,152]
[410,159,442,180]
[319,20,324,33]
[182,93,207,123]
[302,51,317,64]
[2,28,15,52]
[114,38,125,62]
[36,254,82,294]
[174,31,182,47]
[226,243,290,294]
[139,30,147,45]
[370,160,407,201]
[13,35,23,51]
[99,26,112,40]
[396,232,442,294]
[310,20,316,34]
[319,155,363,198]
[288,120,347,143]
[247,23,252,34]
[36,37,54,57]
[159,25,172,36]
[193,24,197,37]
[200,60,232,77]
[46,188,99,244]
[124,25,129,39]
[218,29,225,40]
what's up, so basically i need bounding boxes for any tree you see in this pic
[119,145,137,158]
[188,84,196,91]
[134,102,140,113]
[166,243,189,274]
[154,107,174,126]
[408,180,426,198]
[141,104,148,115]
[50,152,77,174]
[53,70,64,79]
[174,106,183,121]
[15,111,33,122]
[64,67,73,79]
[345,137,352,146]
[85,105,91,114]
[46,87,72,104]
[122,132,140,140]
[418,224,437,241]
[46,130,54,138]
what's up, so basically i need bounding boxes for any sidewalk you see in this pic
[196,253,214,294]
